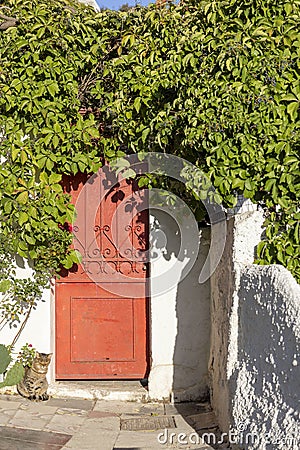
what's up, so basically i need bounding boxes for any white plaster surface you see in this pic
[149,210,211,402]
[0,265,52,356]
[232,210,265,264]
[210,210,300,450]
[230,264,300,450]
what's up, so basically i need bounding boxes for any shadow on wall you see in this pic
[150,209,211,402]
[231,266,300,448]
[173,225,211,402]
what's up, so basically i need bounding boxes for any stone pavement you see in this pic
[0,395,229,450]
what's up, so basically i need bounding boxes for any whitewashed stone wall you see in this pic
[210,210,300,449]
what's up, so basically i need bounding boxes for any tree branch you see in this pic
[10,303,34,349]
[0,13,18,31]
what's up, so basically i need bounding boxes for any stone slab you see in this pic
[63,429,118,450]
[188,412,218,430]
[88,410,118,418]
[0,399,20,426]
[56,407,89,417]
[47,398,94,411]
[114,429,213,449]
[0,410,16,426]
[49,381,149,402]
[0,439,63,450]
[122,403,164,418]
[113,430,163,449]
[165,402,211,417]
[45,413,87,434]
[8,408,54,430]
[18,401,58,415]
[93,400,143,415]
[62,417,120,450]
[85,416,120,431]
[0,425,71,446]
[0,398,22,409]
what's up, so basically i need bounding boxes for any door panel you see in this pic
[56,283,148,378]
[56,167,149,379]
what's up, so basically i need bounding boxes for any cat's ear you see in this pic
[47,353,53,361]
[35,351,40,358]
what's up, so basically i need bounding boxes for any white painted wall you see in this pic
[148,209,211,402]
[0,265,52,357]
[210,209,300,449]
[230,264,300,450]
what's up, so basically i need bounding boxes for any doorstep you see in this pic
[48,380,150,402]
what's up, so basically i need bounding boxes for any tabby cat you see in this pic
[17,352,52,401]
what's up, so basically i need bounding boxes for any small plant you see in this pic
[0,344,24,388]
[17,343,36,368]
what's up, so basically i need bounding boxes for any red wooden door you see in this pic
[55,166,149,379]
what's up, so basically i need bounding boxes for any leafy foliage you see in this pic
[0,344,11,373]
[0,0,298,329]
[0,344,25,387]
[0,361,25,388]
[17,342,36,367]
[93,0,300,279]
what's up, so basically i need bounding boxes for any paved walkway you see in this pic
[0,395,228,449]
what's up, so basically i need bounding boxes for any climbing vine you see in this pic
[0,0,299,333]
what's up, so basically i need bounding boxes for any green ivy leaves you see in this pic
[94,0,299,280]
[0,0,299,289]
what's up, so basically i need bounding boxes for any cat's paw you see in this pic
[28,395,37,401]
[40,393,49,401]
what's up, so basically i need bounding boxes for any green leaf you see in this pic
[278,197,289,209]
[0,345,11,373]
[19,212,29,226]
[287,102,299,120]
[47,83,59,97]
[25,235,36,245]
[11,148,19,161]
[52,135,59,148]
[87,127,99,138]
[18,240,28,251]
[46,158,54,170]
[121,168,136,179]
[49,173,62,184]
[141,128,150,143]
[20,150,27,165]
[282,94,298,102]
[64,254,74,269]
[0,280,11,293]
[138,176,150,188]
[245,179,254,191]
[285,3,293,15]
[17,191,28,204]
[134,97,141,113]
[40,173,49,185]
[43,134,53,146]
[231,178,244,189]
[265,179,276,192]
[0,361,24,387]
[36,156,47,168]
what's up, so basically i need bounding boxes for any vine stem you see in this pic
[0,317,7,330]
[10,303,34,349]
